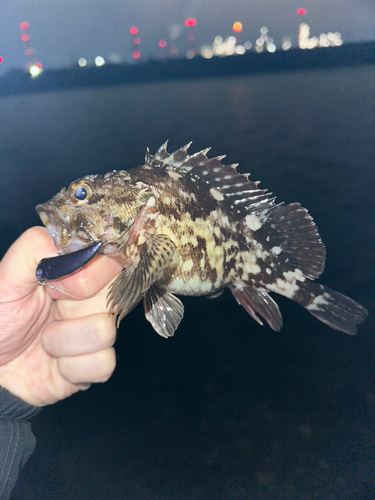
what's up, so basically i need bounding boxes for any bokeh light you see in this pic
[78,58,87,67]
[158,39,167,48]
[133,36,141,45]
[21,34,29,42]
[94,56,105,66]
[20,22,29,29]
[129,26,138,35]
[185,18,197,27]
[297,8,307,16]
[29,64,42,77]
[233,22,243,33]
[132,50,141,59]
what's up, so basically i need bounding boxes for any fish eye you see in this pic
[69,181,94,205]
[74,187,88,201]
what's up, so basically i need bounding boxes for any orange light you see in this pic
[158,39,167,48]
[133,36,141,45]
[132,50,141,59]
[20,22,29,29]
[233,22,243,33]
[21,34,29,42]
[185,18,196,27]
[129,26,138,35]
[297,8,307,15]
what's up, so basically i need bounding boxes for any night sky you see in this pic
[0,0,374,71]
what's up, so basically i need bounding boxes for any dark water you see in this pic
[1,67,374,499]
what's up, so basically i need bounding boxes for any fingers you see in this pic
[57,348,116,385]
[42,313,117,384]
[42,313,116,356]
[56,291,112,320]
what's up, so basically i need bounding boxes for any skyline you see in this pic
[0,0,374,71]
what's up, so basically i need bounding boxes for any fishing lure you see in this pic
[36,240,103,283]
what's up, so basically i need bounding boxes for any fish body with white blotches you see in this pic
[36,143,368,337]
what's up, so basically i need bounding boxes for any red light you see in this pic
[35,62,42,69]
[21,34,29,42]
[297,8,307,15]
[132,50,141,59]
[130,26,138,35]
[133,36,141,45]
[185,18,196,27]
[20,22,29,29]
[0,56,3,63]
[158,39,167,48]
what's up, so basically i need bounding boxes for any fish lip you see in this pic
[35,203,75,251]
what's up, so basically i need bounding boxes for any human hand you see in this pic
[0,227,122,406]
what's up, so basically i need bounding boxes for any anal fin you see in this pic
[229,283,283,332]
[107,234,176,327]
[144,285,184,338]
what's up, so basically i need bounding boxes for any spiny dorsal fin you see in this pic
[145,142,276,216]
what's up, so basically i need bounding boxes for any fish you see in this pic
[36,142,368,338]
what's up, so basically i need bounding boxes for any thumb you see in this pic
[0,226,57,301]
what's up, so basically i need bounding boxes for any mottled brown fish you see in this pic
[36,142,367,337]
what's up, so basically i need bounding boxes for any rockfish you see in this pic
[36,143,368,338]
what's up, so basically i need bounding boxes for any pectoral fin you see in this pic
[144,285,184,338]
[107,234,176,327]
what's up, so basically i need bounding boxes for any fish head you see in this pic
[36,171,152,254]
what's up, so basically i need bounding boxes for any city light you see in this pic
[132,50,141,59]
[20,22,29,29]
[158,39,167,48]
[94,56,105,66]
[282,38,292,50]
[232,22,243,33]
[29,63,42,77]
[299,23,343,49]
[21,34,29,42]
[235,45,246,55]
[78,58,87,67]
[129,26,138,35]
[297,8,307,16]
[185,18,196,27]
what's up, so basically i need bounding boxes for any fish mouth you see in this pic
[36,203,83,253]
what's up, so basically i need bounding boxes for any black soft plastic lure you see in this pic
[36,241,103,282]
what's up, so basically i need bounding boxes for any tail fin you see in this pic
[293,281,368,335]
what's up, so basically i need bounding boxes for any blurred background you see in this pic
[0,1,374,499]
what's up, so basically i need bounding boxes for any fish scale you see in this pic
[36,142,368,338]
